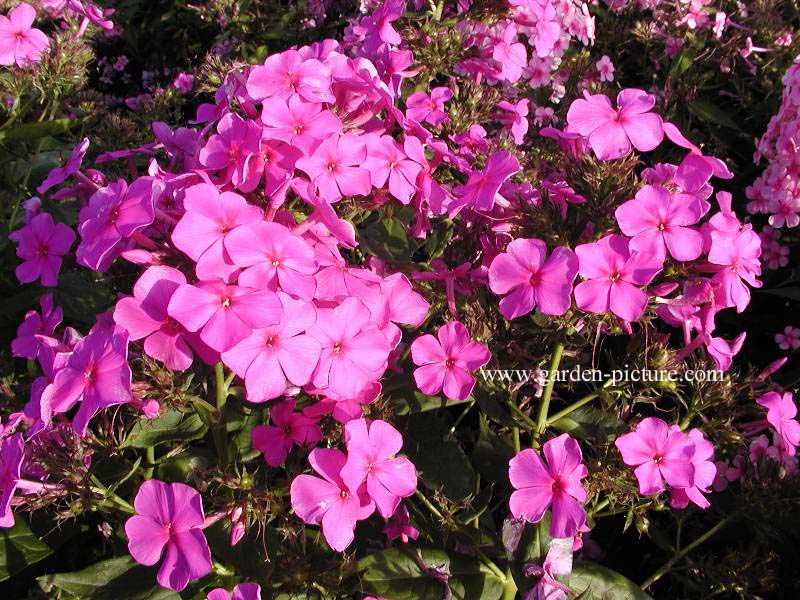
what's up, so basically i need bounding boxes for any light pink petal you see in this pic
[125,516,168,566]
[509,487,552,523]
[550,493,587,538]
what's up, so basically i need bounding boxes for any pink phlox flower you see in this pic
[172,72,194,94]
[615,417,695,496]
[0,433,24,528]
[260,93,342,154]
[497,99,530,145]
[363,134,422,204]
[383,504,418,544]
[596,55,614,82]
[574,234,663,322]
[669,428,717,509]
[450,151,520,215]
[167,280,282,353]
[508,433,588,538]
[707,227,762,313]
[296,133,372,201]
[522,537,576,600]
[198,113,264,192]
[222,293,321,402]
[14,212,75,287]
[246,49,334,103]
[488,238,578,319]
[359,0,404,54]
[757,391,800,455]
[776,326,800,351]
[170,183,263,281]
[566,88,664,160]
[340,418,417,518]
[251,398,322,466]
[412,259,473,317]
[405,86,452,126]
[289,447,375,551]
[531,0,561,59]
[492,24,527,83]
[615,184,706,261]
[12,293,62,359]
[125,480,212,592]
[410,321,490,401]
[37,137,89,194]
[0,3,49,67]
[207,583,262,600]
[377,272,430,345]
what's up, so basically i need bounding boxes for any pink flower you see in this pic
[37,137,89,194]
[363,135,422,205]
[0,3,49,67]
[410,321,490,401]
[406,87,452,126]
[383,504,418,544]
[246,49,333,103]
[615,417,695,496]
[0,433,24,527]
[669,428,716,510]
[308,298,392,400]
[596,55,615,82]
[488,239,578,319]
[757,392,800,455]
[492,24,527,83]
[251,398,322,466]
[707,228,761,313]
[125,480,212,592]
[497,99,529,145]
[172,72,194,93]
[296,134,372,201]
[776,326,800,351]
[11,293,62,359]
[508,433,588,538]
[450,151,520,214]
[260,94,342,154]
[221,293,321,402]
[113,266,195,371]
[531,0,560,58]
[566,89,664,160]
[13,213,75,286]
[290,447,375,551]
[225,222,318,300]
[574,234,662,321]
[167,280,282,353]
[615,184,706,261]
[341,418,417,518]
[171,183,263,281]
[197,113,264,192]
[207,583,262,600]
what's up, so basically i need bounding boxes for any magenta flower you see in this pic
[384,504,418,544]
[566,89,664,160]
[290,448,375,551]
[251,398,322,466]
[12,293,62,359]
[340,418,417,518]
[707,228,762,313]
[359,0,403,52]
[574,234,662,322]
[0,433,24,528]
[77,177,160,272]
[125,480,212,592]
[0,3,49,67]
[167,280,282,353]
[670,428,717,510]
[363,135,422,205]
[410,321,490,401]
[450,151,520,214]
[171,183,263,281]
[246,49,333,103]
[221,293,321,402]
[224,222,318,300]
[113,266,196,371]
[37,137,89,194]
[492,24,527,83]
[508,433,588,538]
[488,239,578,319]
[296,134,372,201]
[757,392,800,455]
[13,212,75,287]
[497,99,529,145]
[260,94,342,154]
[198,113,264,192]
[44,324,132,436]
[615,184,706,261]
[207,583,262,600]
[615,417,695,496]
[406,87,452,126]
[308,298,391,400]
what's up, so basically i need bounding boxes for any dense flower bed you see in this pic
[0,1,799,599]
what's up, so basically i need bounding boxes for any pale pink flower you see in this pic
[0,3,49,67]
[757,391,800,455]
[669,428,716,509]
[596,55,614,82]
[251,398,322,466]
[776,326,800,351]
[296,134,372,201]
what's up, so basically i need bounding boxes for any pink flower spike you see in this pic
[757,392,800,455]
[384,504,418,544]
[125,480,211,592]
[0,433,24,528]
[0,3,49,68]
[341,418,418,518]
[410,321,490,401]
[574,234,662,322]
[289,448,375,551]
[615,184,706,261]
[251,398,322,466]
[14,213,75,287]
[488,239,578,319]
[492,24,527,83]
[508,433,588,538]
[615,417,695,496]
[566,89,664,160]
[296,134,372,201]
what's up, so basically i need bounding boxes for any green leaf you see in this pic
[0,118,84,143]
[361,216,414,262]
[38,556,180,600]
[669,48,695,79]
[121,409,207,448]
[0,519,76,582]
[357,547,503,600]
[565,561,653,600]
[471,416,515,486]
[687,99,742,131]
[550,407,625,441]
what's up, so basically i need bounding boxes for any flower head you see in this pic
[0,3,49,67]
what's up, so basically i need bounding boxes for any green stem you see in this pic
[640,517,732,589]
[502,571,518,600]
[414,489,444,520]
[143,446,155,480]
[507,401,537,431]
[213,362,230,466]
[215,362,228,411]
[546,392,599,426]
[534,342,565,444]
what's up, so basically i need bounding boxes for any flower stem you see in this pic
[534,342,565,445]
[546,391,599,426]
[143,446,155,480]
[213,362,230,466]
[640,516,732,589]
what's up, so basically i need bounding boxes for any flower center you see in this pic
[609,272,621,282]
[327,161,337,173]
[333,342,343,353]
[221,297,232,308]
[445,357,455,368]
[656,223,666,231]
